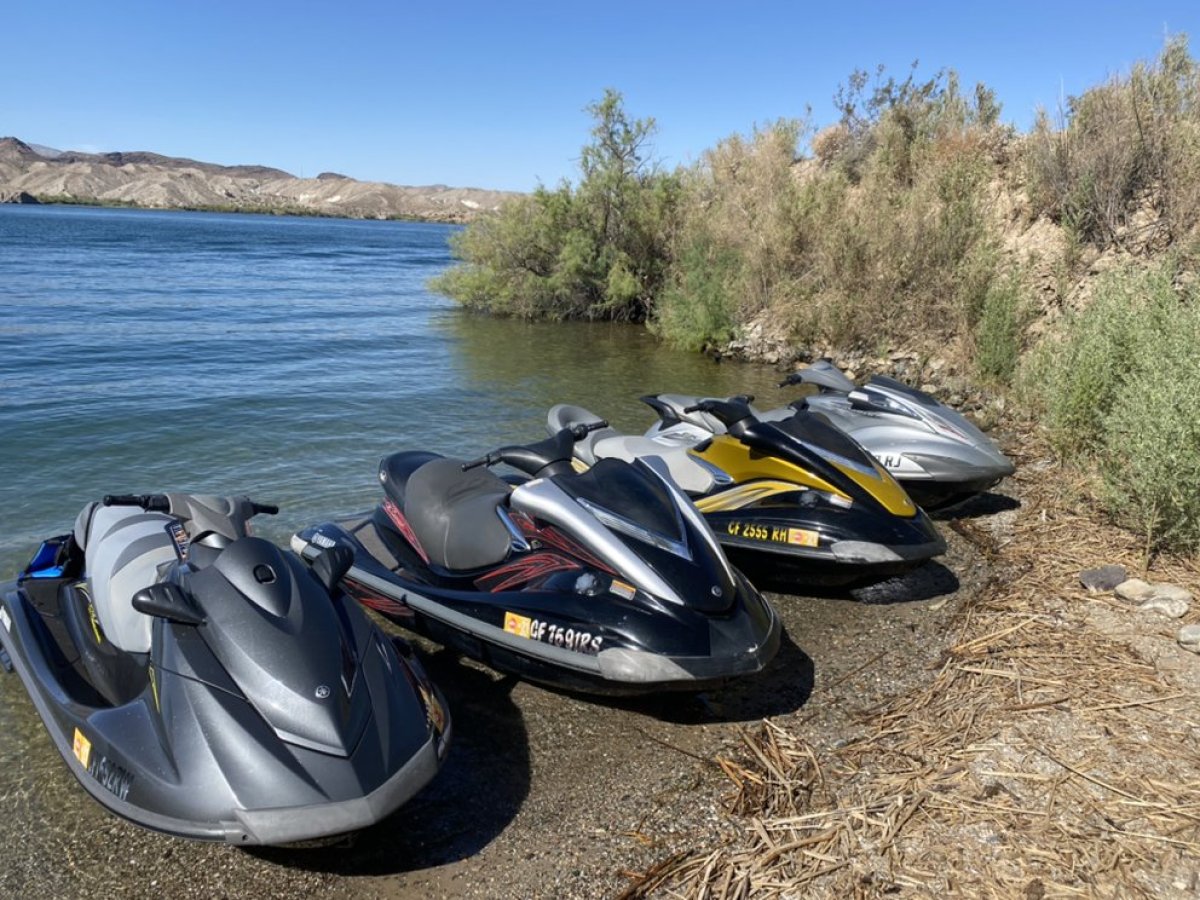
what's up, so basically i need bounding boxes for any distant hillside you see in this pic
[0,137,516,222]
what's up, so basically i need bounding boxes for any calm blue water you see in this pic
[0,204,783,578]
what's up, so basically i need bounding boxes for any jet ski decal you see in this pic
[165,521,190,562]
[475,551,581,593]
[343,578,413,618]
[503,611,533,637]
[510,511,616,576]
[382,498,429,565]
[79,584,105,645]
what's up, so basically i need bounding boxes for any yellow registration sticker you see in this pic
[503,611,532,638]
[72,728,92,767]
[787,528,819,547]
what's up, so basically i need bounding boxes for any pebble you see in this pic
[1079,565,1127,592]
[1179,624,1200,653]
[1115,579,1154,603]
[1139,595,1191,618]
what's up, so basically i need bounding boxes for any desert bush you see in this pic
[1101,317,1200,553]
[652,68,1006,356]
[653,235,742,350]
[652,120,807,348]
[1036,267,1154,454]
[1024,36,1200,247]
[1033,261,1200,550]
[432,90,680,322]
[974,274,1025,384]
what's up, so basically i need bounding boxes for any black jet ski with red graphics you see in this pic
[292,423,780,695]
[0,493,449,845]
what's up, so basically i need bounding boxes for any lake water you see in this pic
[0,204,786,579]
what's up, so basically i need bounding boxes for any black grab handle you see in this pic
[103,494,170,512]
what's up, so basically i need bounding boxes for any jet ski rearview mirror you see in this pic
[311,545,354,595]
[132,583,206,626]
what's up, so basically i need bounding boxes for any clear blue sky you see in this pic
[5,1,1198,192]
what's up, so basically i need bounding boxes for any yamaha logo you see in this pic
[314,685,331,699]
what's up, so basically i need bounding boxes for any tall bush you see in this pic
[1024,36,1200,247]
[1033,261,1200,551]
[432,90,679,322]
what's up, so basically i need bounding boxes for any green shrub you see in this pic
[1038,267,1162,454]
[1101,318,1200,553]
[975,275,1024,384]
[652,235,741,350]
[431,90,680,323]
[1033,261,1200,550]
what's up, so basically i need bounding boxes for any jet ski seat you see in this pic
[71,503,179,654]
[591,436,717,495]
[380,450,444,508]
[402,458,514,571]
[546,403,718,494]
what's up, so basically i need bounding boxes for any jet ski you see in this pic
[0,493,449,845]
[661,360,1012,509]
[549,397,946,586]
[292,422,780,695]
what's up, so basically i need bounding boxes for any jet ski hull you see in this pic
[293,516,781,695]
[701,505,946,586]
[0,534,449,846]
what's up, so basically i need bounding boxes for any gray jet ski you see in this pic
[0,493,449,845]
[644,360,1014,509]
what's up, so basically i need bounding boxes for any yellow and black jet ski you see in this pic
[548,396,945,585]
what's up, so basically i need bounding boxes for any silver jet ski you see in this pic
[644,360,1014,509]
[0,493,449,845]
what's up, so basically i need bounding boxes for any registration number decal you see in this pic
[726,522,819,547]
[503,611,603,654]
[72,728,134,799]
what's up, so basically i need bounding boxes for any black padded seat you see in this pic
[380,451,444,508]
[402,458,514,571]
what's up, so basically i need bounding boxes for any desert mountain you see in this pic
[0,137,515,222]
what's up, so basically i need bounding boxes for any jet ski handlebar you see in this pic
[462,421,609,478]
[682,397,756,435]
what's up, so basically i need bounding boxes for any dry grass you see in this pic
[619,435,1200,898]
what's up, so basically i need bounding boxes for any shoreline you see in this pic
[0,193,472,226]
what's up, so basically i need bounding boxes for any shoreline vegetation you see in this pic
[436,37,1200,556]
[6,193,453,224]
